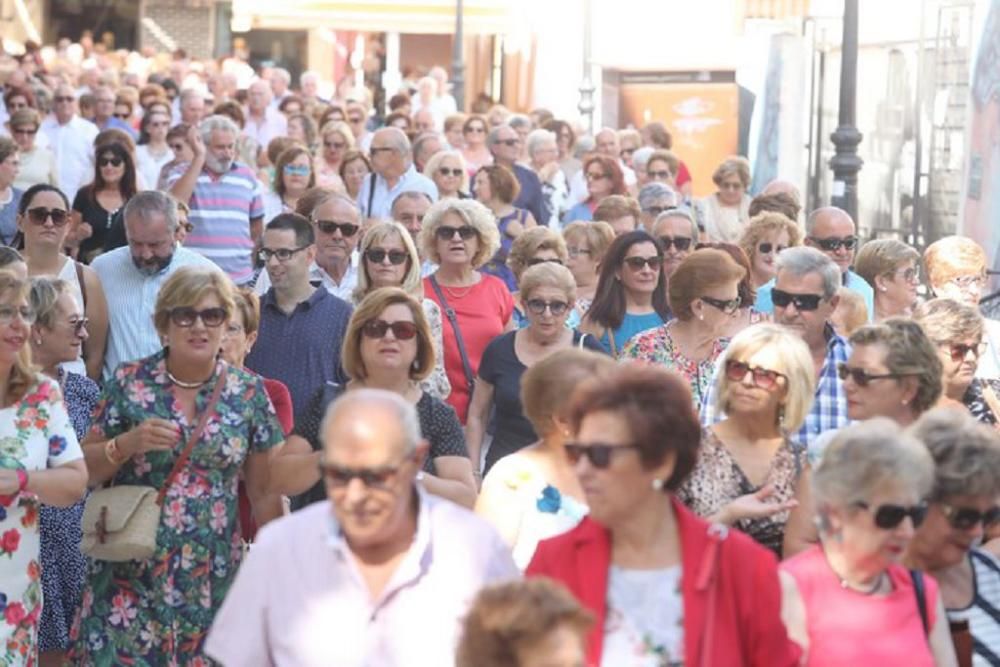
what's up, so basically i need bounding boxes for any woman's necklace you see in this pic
[822,545,886,595]
[166,366,213,389]
[443,283,475,299]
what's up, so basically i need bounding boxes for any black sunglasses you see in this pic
[658,236,692,252]
[771,288,824,311]
[98,157,124,168]
[757,242,787,255]
[809,236,857,252]
[564,442,641,469]
[436,225,477,241]
[26,207,69,227]
[622,255,663,271]
[365,249,408,265]
[525,299,569,316]
[854,501,927,530]
[361,319,418,340]
[169,307,227,328]
[314,220,360,237]
[837,363,910,387]
[438,167,463,177]
[701,295,742,315]
[724,360,785,390]
[938,502,1000,530]
[318,459,408,489]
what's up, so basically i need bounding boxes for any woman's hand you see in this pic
[119,418,181,457]
[75,221,93,241]
[717,484,799,525]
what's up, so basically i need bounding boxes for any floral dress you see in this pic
[619,320,729,409]
[68,351,283,666]
[0,375,83,666]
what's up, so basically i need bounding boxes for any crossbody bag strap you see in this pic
[428,275,475,389]
[911,569,930,637]
[155,368,228,506]
[366,172,377,218]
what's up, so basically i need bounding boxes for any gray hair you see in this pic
[320,388,421,456]
[508,114,532,131]
[376,127,412,157]
[28,277,72,329]
[908,408,1000,501]
[638,182,679,211]
[412,132,442,159]
[300,70,319,85]
[632,147,655,172]
[525,128,557,159]
[814,418,934,520]
[775,246,841,300]
[271,67,291,85]
[652,208,698,241]
[310,191,361,222]
[199,114,239,143]
[179,88,204,104]
[391,190,434,214]
[123,190,179,233]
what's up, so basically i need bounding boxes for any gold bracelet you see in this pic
[104,438,127,466]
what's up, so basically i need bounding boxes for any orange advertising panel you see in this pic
[619,83,739,198]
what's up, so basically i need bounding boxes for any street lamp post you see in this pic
[578,0,595,134]
[829,0,863,220]
[452,0,465,111]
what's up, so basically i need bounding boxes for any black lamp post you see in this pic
[829,0,863,220]
[452,0,465,111]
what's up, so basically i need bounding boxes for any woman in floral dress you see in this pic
[69,266,284,665]
[0,270,88,665]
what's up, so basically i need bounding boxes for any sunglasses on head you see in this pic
[724,360,785,390]
[938,502,1000,530]
[438,167,463,177]
[314,220,359,237]
[758,242,787,255]
[658,236,691,252]
[318,459,407,489]
[622,255,663,271]
[854,500,927,530]
[837,363,911,387]
[564,442,641,469]
[809,236,857,252]
[525,299,569,316]
[365,248,408,265]
[361,319,418,340]
[942,341,986,362]
[168,307,227,328]
[98,157,124,168]
[26,207,69,227]
[436,225,477,241]
[771,288,824,311]
[701,295,742,315]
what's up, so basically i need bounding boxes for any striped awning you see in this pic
[231,0,517,34]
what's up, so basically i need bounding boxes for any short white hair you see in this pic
[526,128,556,158]
[199,115,239,142]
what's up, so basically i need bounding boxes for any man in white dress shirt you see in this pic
[40,85,98,202]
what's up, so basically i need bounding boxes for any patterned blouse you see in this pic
[677,426,806,557]
[964,378,1000,427]
[619,320,729,409]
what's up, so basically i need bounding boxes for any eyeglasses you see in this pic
[527,257,563,267]
[67,317,89,336]
[757,242,787,255]
[113,112,130,120]
[0,305,36,326]
[438,167,463,177]
[436,225,477,241]
[585,171,608,181]
[324,141,347,150]
[893,267,921,283]
[319,458,409,489]
[314,220,360,237]
[98,157,124,168]
[701,295,742,315]
[525,299,569,316]
[622,255,663,271]
[498,139,519,147]
[54,96,75,103]
[658,236,692,252]
[12,128,36,136]
[26,207,69,227]
[853,500,927,530]
[365,248,408,265]
[724,360,785,390]
[168,307,227,328]
[258,246,309,263]
[283,164,311,176]
[809,236,858,252]
[465,126,486,134]
[771,288,824,311]
[950,274,987,290]
[837,363,911,387]
[361,319,418,340]
[938,502,1000,530]
[941,341,987,362]
[566,246,591,259]
[647,170,672,180]
[564,442,642,469]
[719,181,744,191]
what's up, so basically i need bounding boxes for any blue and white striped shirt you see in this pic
[92,246,218,381]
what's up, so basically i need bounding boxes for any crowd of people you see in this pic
[0,36,997,667]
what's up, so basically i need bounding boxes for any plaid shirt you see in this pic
[699,324,851,455]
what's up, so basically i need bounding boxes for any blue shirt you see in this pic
[564,201,594,224]
[245,287,353,415]
[598,311,667,357]
[755,270,875,322]
[357,164,438,220]
[510,163,548,225]
[0,187,23,246]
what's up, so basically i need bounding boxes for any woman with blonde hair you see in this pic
[695,156,753,243]
[739,211,803,288]
[855,239,921,320]
[424,149,470,200]
[562,220,615,319]
[315,120,354,191]
[505,227,571,328]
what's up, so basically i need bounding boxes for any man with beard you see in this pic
[700,246,851,454]
[168,115,264,285]
[91,190,216,380]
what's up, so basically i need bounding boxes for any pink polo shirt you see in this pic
[205,488,518,666]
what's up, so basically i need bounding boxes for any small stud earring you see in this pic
[651,478,664,491]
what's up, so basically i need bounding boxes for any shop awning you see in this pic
[231,0,518,34]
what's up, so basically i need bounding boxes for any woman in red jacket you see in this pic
[526,363,801,667]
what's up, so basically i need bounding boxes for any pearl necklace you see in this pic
[838,570,885,595]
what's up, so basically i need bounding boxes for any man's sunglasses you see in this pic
[837,363,911,387]
[771,288,824,311]
[564,442,641,469]
[314,220,359,237]
[365,249,408,265]
[701,295,741,315]
[26,207,69,227]
[319,458,409,489]
[938,502,1000,530]
[436,225,477,241]
[854,500,927,530]
[361,319,418,340]
[809,236,857,252]
[724,360,784,390]
[658,236,691,252]
[169,307,227,328]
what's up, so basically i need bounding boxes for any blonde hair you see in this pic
[423,149,470,194]
[712,156,751,189]
[507,227,568,283]
[520,349,616,436]
[519,263,576,305]
[923,236,987,290]
[854,239,920,287]
[562,221,615,266]
[831,288,868,337]
[153,266,235,337]
[419,199,501,269]
[739,212,803,269]
[354,221,423,303]
[232,287,261,336]
[913,297,984,344]
[714,323,815,432]
[0,270,36,403]
[341,288,434,382]
[319,120,356,150]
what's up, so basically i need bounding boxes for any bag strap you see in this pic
[911,569,930,637]
[74,261,88,311]
[428,275,475,390]
[155,369,227,506]
[365,172,377,218]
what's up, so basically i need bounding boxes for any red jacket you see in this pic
[526,497,801,667]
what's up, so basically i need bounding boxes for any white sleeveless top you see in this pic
[54,257,87,377]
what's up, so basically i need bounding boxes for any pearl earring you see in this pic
[651,478,664,491]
